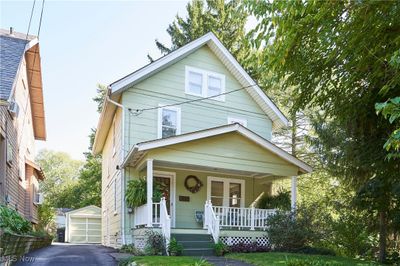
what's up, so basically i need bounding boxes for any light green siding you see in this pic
[122,46,273,151]
[125,132,298,229]
[147,133,299,177]
[126,167,272,229]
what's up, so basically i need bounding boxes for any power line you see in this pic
[25,0,36,39]
[127,84,258,116]
[128,86,270,118]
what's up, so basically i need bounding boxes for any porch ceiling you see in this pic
[122,124,312,177]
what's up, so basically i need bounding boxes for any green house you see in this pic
[93,32,311,255]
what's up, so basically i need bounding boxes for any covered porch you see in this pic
[122,124,312,244]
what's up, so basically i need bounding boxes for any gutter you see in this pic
[105,91,127,246]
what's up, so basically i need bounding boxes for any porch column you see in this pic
[146,159,153,227]
[291,176,297,211]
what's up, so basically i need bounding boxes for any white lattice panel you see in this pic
[134,237,146,250]
[256,236,270,247]
[219,236,252,246]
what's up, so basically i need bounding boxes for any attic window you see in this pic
[185,66,225,101]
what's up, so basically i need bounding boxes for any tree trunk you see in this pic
[378,210,387,263]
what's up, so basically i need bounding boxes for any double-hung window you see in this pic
[185,66,225,101]
[158,105,181,139]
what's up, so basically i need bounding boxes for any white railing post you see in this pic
[146,159,153,227]
[291,176,297,211]
[203,201,209,229]
[160,197,171,255]
[250,206,255,230]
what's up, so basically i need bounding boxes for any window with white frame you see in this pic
[227,117,247,127]
[185,66,225,101]
[158,106,181,138]
[207,177,245,207]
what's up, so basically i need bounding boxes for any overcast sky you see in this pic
[1,0,190,160]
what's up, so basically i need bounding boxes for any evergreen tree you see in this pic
[247,1,400,261]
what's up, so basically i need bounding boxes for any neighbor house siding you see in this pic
[0,56,40,223]
[122,46,273,151]
[101,107,123,247]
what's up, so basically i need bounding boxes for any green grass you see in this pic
[226,252,380,266]
[120,256,211,266]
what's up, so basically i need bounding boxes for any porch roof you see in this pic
[122,124,312,176]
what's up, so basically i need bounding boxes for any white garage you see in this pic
[65,205,102,243]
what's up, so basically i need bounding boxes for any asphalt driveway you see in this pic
[15,243,118,266]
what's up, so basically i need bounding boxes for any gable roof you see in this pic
[122,123,312,174]
[0,28,46,140]
[0,30,33,100]
[110,32,288,129]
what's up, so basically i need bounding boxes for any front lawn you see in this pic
[119,256,211,266]
[226,252,380,266]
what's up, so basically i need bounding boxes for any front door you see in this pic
[153,171,175,227]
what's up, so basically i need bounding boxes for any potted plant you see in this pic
[125,178,163,208]
[213,241,228,256]
[168,237,183,256]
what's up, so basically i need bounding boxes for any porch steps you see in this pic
[171,233,214,256]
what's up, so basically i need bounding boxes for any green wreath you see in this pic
[184,175,203,193]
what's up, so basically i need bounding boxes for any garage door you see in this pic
[69,217,101,243]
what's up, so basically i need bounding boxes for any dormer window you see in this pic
[185,66,225,101]
[158,105,181,138]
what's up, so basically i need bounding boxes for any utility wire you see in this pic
[128,86,269,118]
[25,0,36,39]
[127,84,258,116]
[17,0,46,147]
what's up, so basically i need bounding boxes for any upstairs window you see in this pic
[187,71,203,96]
[208,75,222,97]
[158,106,181,139]
[185,66,225,101]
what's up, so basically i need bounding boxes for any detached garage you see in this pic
[65,206,101,243]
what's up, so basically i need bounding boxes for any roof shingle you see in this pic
[0,29,31,100]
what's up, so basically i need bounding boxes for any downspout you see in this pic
[106,89,126,245]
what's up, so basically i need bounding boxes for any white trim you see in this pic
[207,176,245,208]
[227,117,247,127]
[185,66,225,102]
[157,104,181,139]
[291,176,297,211]
[124,123,312,173]
[146,159,153,227]
[154,170,176,228]
[109,32,287,129]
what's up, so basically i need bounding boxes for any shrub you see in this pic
[120,244,144,255]
[144,230,165,255]
[168,237,183,256]
[294,246,335,256]
[228,242,271,253]
[213,241,229,256]
[257,189,291,210]
[0,205,32,234]
[266,206,324,252]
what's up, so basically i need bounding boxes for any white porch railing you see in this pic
[212,205,276,230]
[204,200,220,243]
[134,202,161,227]
[160,197,171,254]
